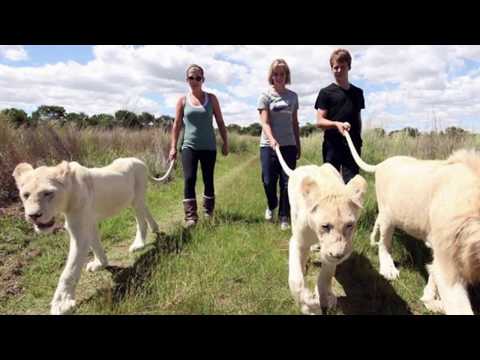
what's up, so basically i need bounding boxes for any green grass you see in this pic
[79,154,298,314]
[75,135,443,315]
[3,130,480,315]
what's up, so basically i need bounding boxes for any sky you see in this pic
[1,45,480,133]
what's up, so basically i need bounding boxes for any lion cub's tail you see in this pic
[275,145,294,177]
[150,160,175,183]
[344,131,378,173]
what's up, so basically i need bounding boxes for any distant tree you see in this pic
[371,128,386,137]
[389,127,419,137]
[96,114,115,129]
[1,108,28,128]
[227,124,242,134]
[66,112,89,129]
[155,115,174,131]
[32,105,67,125]
[138,112,155,128]
[444,126,468,137]
[115,110,140,128]
[300,123,318,137]
[243,123,262,136]
[86,113,114,128]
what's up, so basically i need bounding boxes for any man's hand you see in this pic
[335,121,351,135]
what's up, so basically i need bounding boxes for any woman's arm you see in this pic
[168,96,185,161]
[259,108,278,149]
[211,94,229,156]
[292,108,301,159]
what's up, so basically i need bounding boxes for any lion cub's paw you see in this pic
[50,298,76,315]
[86,259,106,272]
[320,291,337,310]
[421,299,444,314]
[129,242,145,253]
[300,292,322,315]
[380,263,400,280]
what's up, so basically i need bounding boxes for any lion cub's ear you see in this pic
[12,163,34,181]
[300,176,319,209]
[55,161,71,182]
[346,175,368,208]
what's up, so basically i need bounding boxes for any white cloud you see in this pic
[1,45,480,131]
[0,45,28,61]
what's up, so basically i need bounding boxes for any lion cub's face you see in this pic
[302,174,367,265]
[12,162,70,234]
[309,201,359,264]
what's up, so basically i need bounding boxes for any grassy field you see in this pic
[2,126,480,315]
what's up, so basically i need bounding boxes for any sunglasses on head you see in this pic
[188,76,203,81]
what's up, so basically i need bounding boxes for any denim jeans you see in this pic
[260,145,297,218]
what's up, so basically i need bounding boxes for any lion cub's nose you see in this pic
[28,212,42,220]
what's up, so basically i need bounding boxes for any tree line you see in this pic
[1,105,324,136]
[0,105,174,131]
[2,105,469,138]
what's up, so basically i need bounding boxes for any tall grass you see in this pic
[220,133,258,154]
[0,121,259,207]
[0,121,171,206]
[301,129,480,166]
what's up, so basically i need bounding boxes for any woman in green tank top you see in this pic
[169,64,229,227]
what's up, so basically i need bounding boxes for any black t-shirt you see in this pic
[314,83,365,147]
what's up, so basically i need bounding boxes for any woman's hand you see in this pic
[168,148,177,161]
[270,137,279,150]
[222,142,229,156]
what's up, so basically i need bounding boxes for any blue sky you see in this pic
[1,45,480,132]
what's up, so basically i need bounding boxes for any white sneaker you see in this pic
[280,217,290,231]
[265,208,274,221]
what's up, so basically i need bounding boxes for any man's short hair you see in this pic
[329,49,352,70]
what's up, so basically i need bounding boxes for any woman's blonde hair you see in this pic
[268,59,291,85]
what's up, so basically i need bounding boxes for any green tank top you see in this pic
[181,93,217,151]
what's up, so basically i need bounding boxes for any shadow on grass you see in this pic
[80,227,193,308]
[384,231,480,314]
[334,251,413,315]
[394,231,432,281]
[214,209,265,225]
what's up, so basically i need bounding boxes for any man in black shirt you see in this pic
[315,48,365,183]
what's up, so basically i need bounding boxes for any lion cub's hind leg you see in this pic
[129,195,160,253]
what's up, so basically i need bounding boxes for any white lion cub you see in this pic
[275,147,367,315]
[13,157,172,315]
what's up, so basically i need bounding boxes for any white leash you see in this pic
[150,160,175,182]
[274,145,294,177]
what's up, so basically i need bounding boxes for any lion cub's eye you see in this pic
[23,192,30,200]
[345,223,354,229]
[44,191,54,198]
[322,224,332,232]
